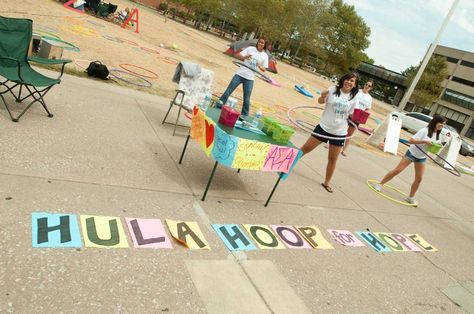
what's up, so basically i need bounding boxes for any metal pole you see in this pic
[264,175,282,207]
[202,161,218,201]
[178,134,191,164]
[398,0,460,111]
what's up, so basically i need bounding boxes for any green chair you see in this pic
[0,16,71,122]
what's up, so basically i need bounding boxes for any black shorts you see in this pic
[311,124,346,147]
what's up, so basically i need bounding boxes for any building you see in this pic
[428,45,473,139]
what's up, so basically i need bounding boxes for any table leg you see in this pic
[237,168,241,173]
[179,134,191,164]
[264,175,282,207]
[202,161,218,201]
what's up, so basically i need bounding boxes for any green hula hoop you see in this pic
[41,36,80,52]
[33,30,60,40]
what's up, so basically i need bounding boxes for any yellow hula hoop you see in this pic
[252,101,275,114]
[366,179,417,207]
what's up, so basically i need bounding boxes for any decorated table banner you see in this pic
[190,106,300,175]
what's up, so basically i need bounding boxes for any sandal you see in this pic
[321,183,333,193]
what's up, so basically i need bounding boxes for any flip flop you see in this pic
[321,183,333,193]
[341,151,347,157]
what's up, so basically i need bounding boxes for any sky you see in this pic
[344,0,474,73]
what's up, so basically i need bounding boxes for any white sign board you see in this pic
[384,115,402,155]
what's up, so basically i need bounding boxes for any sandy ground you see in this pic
[2,0,472,166]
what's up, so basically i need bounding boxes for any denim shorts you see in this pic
[311,124,346,147]
[405,150,427,163]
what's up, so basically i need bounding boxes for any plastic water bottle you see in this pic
[253,108,262,128]
[201,94,211,112]
[226,97,237,109]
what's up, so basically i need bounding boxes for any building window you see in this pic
[446,56,459,64]
[461,60,474,68]
[452,76,474,87]
[467,120,474,140]
[442,89,474,111]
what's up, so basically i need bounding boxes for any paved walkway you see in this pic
[1,70,473,313]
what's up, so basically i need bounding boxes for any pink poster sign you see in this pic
[327,229,365,247]
[125,218,173,249]
[263,146,298,173]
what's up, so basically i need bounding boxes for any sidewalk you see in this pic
[1,71,473,313]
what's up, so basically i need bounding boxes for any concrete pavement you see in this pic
[1,70,473,313]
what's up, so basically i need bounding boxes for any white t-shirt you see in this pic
[408,127,437,159]
[236,46,269,81]
[320,86,358,135]
[356,90,372,110]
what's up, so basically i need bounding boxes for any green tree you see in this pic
[361,52,374,64]
[403,55,449,108]
[317,0,370,75]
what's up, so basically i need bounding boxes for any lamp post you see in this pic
[398,0,460,111]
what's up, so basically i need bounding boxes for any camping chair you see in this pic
[0,16,71,122]
[162,64,214,135]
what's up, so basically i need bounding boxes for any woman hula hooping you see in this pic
[374,114,449,206]
[299,72,360,193]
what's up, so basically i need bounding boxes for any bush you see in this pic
[158,2,168,12]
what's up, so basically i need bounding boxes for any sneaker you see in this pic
[374,183,382,192]
[405,197,418,206]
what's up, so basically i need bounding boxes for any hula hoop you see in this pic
[252,102,276,114]
[73,59,92,70]
[72,25,97,36]
[287,105,358,140]
[109,69,152,88]
[157,56,179,65]
[274,104,290,112]
[61,25,97,37]
[115,37,139,46]
[119,64,159,79]
[414,145,461,177]
[33,30,60,40]
[139,46,161,55]
[102,35,123,43]
[87,20,105,28]
[41,36,80,52]
[232,60,272,83]
[366,179,417,207]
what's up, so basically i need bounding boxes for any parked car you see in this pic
[390,111,459,144]
[460,140,474,157]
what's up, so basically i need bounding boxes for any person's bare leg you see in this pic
[409,162,425,197]
[341,125,356,156]
[323,144,343,187]
[380,157,412,185]
[300,136,323,156]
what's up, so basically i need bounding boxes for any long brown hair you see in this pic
[427,114,447,139]
[334,72,359,100]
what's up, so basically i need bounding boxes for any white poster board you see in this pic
[383,115,402,155]
[436,135,461,170]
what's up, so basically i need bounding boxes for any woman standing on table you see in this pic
[300,72,360,193]
[218,37,269,117]
[374,115,447,206]
[341,80,373,156]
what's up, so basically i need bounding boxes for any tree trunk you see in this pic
[206,16,213,31]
